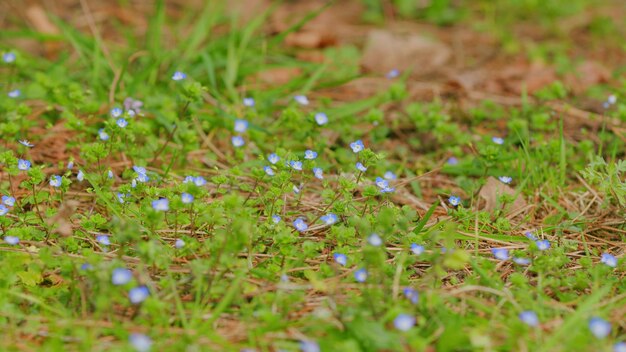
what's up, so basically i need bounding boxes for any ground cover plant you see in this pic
[1,0,625,351]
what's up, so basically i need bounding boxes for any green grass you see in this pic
[0,1,625,351]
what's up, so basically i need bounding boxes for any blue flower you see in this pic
[124,97,143,115]
[152,198,169,211]
[112,268,132,285]
[386,69,400,79]
[498,176,512,184]
[77,170,85,182]
[243,97,255,107]
[589,317,611,338]
[268,153,280,164]
[116,118,128,128]
[320,213,338,225]
[4,235,19,245]
[312,167,323,180]
[393,314,416,331]
[448,196,461,207]
[375,177,389,189]
[350,140,364,153]
[290,161,303,171]
[601,253,617,268]
[49,175,62,187]
[294,95,309,106]
[232,136,245,147]
[293,218,308,232]
[314,112,328,126]
[513,257,531,265]
[2,195,16,207]
[116,192,126,204]
[333,253,347,266]
[524,231,537,240]
[264,166,275,176]
[110,108,123,118]
[17,159,30,171]
[293,185,301,194]
[608,95,617,105]
[384,171,397,180]
[410,243,424,255]
[447,157,458,165]
[133,166,150,183]
[519,310,539,327]
[3,52,16,63]
[18,140,34,148]
[535,240,550,251]
[304,150,318,160]
[80,263,93,271]
[272,215,281,224]
[299,340,320,352]
[8,89,20,98]
[380,186,395,194]
[108,170,114,179]
[129,333,152,352]
[98,128,110,141]
[403,288,419,304]
[129,285,150,304]
[234,119,249,133]
[181,192,194,204]
[175,239,185,248]
[492,136,504,145]
[67,161,74,169]
[368,233,383,246]
[614,342,626,352]
[354,268,368,282]
[491,248,509,261]
[96,235,110,246]
[0,205,9,216]
[172,71,187,81]
[131,179,137,188]
[356,162,367,172]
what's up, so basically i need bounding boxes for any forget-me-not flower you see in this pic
[312,167,323,180]
[448,196,461,207]
[243,97,255,107]
[299,340,320,352]
[601,253,617,268]
[116,192,126,204]
[498,176,512,184]
[172,71,187,81]
[116,118,128,128]
[292,185,301,194]
[17,159,31,171]
[0,205,9,216]
[410,243,424,255]
[447,157,459,165]
[234,119,248,133]
[290,161,303,171]
[354,268,368,282]
[96,235,110,246]
[375,177,389,189]
[403,288,419,304]
[320,213,338,225]
[356,162,367,172]
[129,333,152,352]
[524,231,537,241]
[536,240,550,251]
[350,140,364,153]
[108,170,114,179]
[294,95,309,106]
[589,317,611,339]
[98,129,109,141]
[4,235,19,245]
[394,314,416,331]
[152,198,169,211]
[50,175,62,187]
[368,233,383,246]
[181,193,194,204]
[513,257,531,265]
[519,310,539,327]
[175,239,185,248]
[18,140,34,148]
[333,253,347,266]
[384,171,397,180]
[492,136,504,145]
[3,52,16,63]
[268,153,280,164]
[264,166,275,176]
[232,136,244,147]
[304,150,317,160]
[314,112,328,126]
[272,215,281,224]
[607,95,617,105]
[614,342,626,352]
[293,218,308,232]
[129,285,150,304]
[491,248,509,261]
[2,196,15,207]
[112,268,132,285]
[8,89,20,98]
[134,166,150,183]
[77,170,84,182]
[110,108,123,118]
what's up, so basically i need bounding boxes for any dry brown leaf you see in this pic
[478,177,527,214]
[285,30,336,49]
[565,61,610,94]
[361,30,451,75]
[252,67,302,85]
[47,200,80,237]
[25,5,61,58]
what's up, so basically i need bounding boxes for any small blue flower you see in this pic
[17,159,31,171]
[108,170,114,179]
[129,285,150,304]
[293,218,308,232]
[535,240,550,251]
[350,140,364,153]
[492,136,504,145]
[384,171,397,180]
[448,196,461,207]
[134,166,150,183]
[614,342,626,352]
[129,333,152,352]
[393,314,416,331]
[491,248,509,261]
[290,161,303,171]
[232,136,245,147]
[355,162,367,172]
[18,140,34,148]
[294,95,309,106]
[96,235,110,246]
[293,185,301,194]
[193,176,207,186]
[375,177,389,189]
[80,263,93,271]
[386,69,400,79]
[2,195,16,207]
[333,253,347,266]
[172,71,187,81]
[175,239,185,248]
[320,213,338,225]
[314,112,328,126]
[304,150,318,160]
[299,340,320,352]
[403,288,419,304]
[447,157,458,165]
[152,198,169,211]
[519,310,539,327]
[98,128,110,141]
[116,118,128,128]
[3,52,16,63]
[268,153,280,164]
[368,233,383,246]
[380,186,395,194]
[234,119,249,133]
[4,235,19,245]
[272,215,281,224]
[410,243,424,255]
[264,166,275,176]
[498,176,512,184]
[524,231,537,240]
[354,268,368,282]
[116,192,126,204]
[131,179,137,188]
[181,192,194,204]
[110,108,123,118]
[0,205,8,216]
[8,89,20,98]
[243,97,255,107]
[312,167,324,180]
[589,317,611,339]
[112,268,132,285]
[513,257,531,265]
[607,95,617,105]
[49,175,62,187]
[77,170,85,182]
[601,253,617,268]
[67,161,74,169]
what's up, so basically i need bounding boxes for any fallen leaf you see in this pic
[47,200,80,237]
[251,67,302,85]
[478,177,527,214]
[285,30,336,49]
[565,61,610,94]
